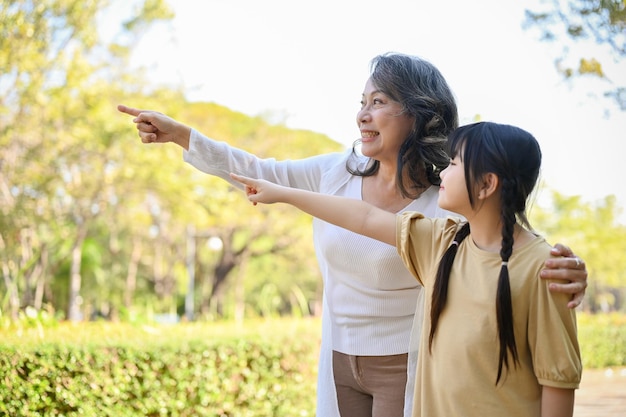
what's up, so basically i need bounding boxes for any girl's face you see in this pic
[356,77,415,164]
[438,154,470,215]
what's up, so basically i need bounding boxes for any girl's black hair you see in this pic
[428,121,542,385]
[347,52,459,198]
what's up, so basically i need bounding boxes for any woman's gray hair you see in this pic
[348,52,459,197]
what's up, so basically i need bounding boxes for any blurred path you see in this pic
[574,367,626,416]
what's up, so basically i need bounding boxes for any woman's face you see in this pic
[356,77,415,164]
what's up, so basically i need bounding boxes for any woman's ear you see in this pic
[478,173,499,199]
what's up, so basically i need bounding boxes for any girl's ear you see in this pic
[478,173,499,200]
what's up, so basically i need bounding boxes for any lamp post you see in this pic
[185,225,196,322]
[185,225,223,321]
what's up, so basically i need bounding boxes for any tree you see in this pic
[1,2,343,323]
[523,0,626,110]
[172,102,343,320]
[0,0,174,321]
[532,189,626,312]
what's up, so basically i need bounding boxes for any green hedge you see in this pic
[0,320,319,416]
[1,314,624,416]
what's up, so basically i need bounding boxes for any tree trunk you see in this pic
[68,225,87,322]
[234,254,249,323]
[208,258,236,317]
[124,238,142,309]
[34,246,48,310]
[1,263,20,320]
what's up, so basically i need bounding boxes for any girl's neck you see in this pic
[468,222,534,253]
[461,200,505,252]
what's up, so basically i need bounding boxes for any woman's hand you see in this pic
[117,105,191,150]
[541,243,588,309]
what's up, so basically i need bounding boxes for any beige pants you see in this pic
[332,350,408,417]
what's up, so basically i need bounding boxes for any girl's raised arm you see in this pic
[230,173,397,246]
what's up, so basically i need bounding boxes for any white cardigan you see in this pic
[183,129,451,417]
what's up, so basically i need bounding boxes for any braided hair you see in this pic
[428,122,542,385]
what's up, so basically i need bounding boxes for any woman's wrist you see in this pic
[176,124,192,150]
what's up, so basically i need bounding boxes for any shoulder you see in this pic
[318,149,362,193]
[517,234,554,261]
[313,148,353,168]
[511,235,556,287]
[397,212,462,245]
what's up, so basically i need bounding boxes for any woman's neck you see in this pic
[362,161,417,212]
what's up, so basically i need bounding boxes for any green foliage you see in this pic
[0,319,320,416]
[532,189,626,312]
[523,0,626,110]
[0,0,177,322]
[0,315,624,416]
[0,305,58,335]
[578,313,626,368]
[525,0,625,45]
[0,0,343,322]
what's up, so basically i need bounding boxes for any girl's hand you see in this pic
[230,173,284,205]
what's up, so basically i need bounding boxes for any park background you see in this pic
[1,0,625,415]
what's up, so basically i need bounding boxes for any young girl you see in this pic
[231,121,582,417]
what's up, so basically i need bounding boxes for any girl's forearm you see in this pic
[280,187,396,246]
[541,386,574,417]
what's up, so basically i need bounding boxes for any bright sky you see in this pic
[113,0,626,223]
